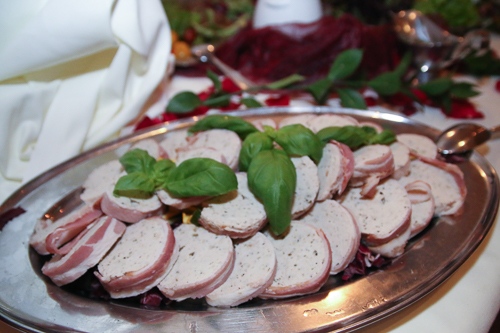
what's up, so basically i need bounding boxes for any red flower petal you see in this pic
[411,88,430,105]
[495,80,500,93]
[265,95,290,106]
[221,77,241,93]
[364,96,377,107]
[443,99,484,119]
[134,116,163,132]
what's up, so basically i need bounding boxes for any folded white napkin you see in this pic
[0,0,172,203]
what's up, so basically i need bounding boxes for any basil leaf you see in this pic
[113,172,155,199]
[393,52,412,77]
[316,126,369,148]
[265,74,305,90]
[417,77,453,96]
[328,49,363,81]
[450,82,480,99]
[188,114,259,139]
[164,158,237,197]
[306,78,332,105]
[240,97,263,108]
[247,150,296,236]
[337,88,368,109]
[368,72,401,96]
[238,132,274,172]
[151,159,176,187]
[202,94,231,108]
[207,69,222,92]
[274,124,323,163]
[119,149,157,175]
[367,129,396,145]
[360,126,378,137]
[166,91,203,113]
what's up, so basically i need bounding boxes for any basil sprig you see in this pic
[247,149,297,236]
[188,114,259,139]
[238,131,274,172]
[316,126,396,149]
[113,149,237,199]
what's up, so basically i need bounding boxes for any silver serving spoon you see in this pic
[176,44,257,90]
[436,123,500,159]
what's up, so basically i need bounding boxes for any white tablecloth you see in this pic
[2,28,500,333]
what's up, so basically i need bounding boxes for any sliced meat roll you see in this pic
[206,232,277,307]
[316,141,354,201]
[359,121,383,133]
[398,157,466,216]
[42,216,126,286]
[350,144,395,192]
[175,147,226,166]
[405,181,435,237]
[252,118,277,131]
[80,160,122,205]
[396,133,438,159]
[96,217,178,298]
[101,185,163,223]
[340,178,412,247]
[299,200,360,274]
[199,172,267,239]
[158,224,235,302]
[185,129,241,169]
[291,156,319,218]
[390,142,411,180]
[260,222,331,299]
[159,129,189,161]
[368,225,411,258]
[308,114,359,133]
[157,189,208,210]
[278,114,316,129]
[128,139,168,160]
[30,202,102,255]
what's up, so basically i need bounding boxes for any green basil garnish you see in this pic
[316,125,395,149]
[247,149,296,236]
[367,129,397,145]
[188,114,259,139]
[238,132,274,172]
[151,159,176,187]
[113,172,156,199]
[119,149,157,175]
[163,158,238,198]
[272,124,324,163]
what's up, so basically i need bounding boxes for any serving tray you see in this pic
[0,106,498,333]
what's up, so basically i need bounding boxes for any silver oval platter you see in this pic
[0,106,498,333]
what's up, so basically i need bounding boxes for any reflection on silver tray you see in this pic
[0,106,498,333]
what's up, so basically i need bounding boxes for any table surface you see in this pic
[2,39,500,333]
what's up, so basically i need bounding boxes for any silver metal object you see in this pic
[436,123,500,157]
[0,106,498,333]
[393,10,490,83]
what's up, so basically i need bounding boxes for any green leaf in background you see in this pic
[368,72,401,96]
[188,114,259,139]
[166,91,203,113]
[265,74,306,90]
[164,158,237,198]
[273,124,324,163]
[307,78,332,105]
[119,149,157,175]
[238,132,274,172]
[247,149,296,236]
[113,172,156,199]
[240,97,263,108]
[417,77,453,96]
[393,52,413,77]
[206,69,222,92]
[336,88,367,109]
[202,94,232,108]
[367,129,396,145]
[316,126,369,148]
[450,82,480,99]
[460,50,500,77]
[328,48,363,81]
[413,0,479,28]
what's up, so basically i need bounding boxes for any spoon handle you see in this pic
[490,125,500,140]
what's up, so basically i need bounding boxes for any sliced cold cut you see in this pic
[316,141,355,201]
[299,200,360,274]
[41,216,126,286]
[278,114,316,129]
[95,217,178,298]
[308,114,359,133]
[350,144,395,190]
[128,139,168,160]
[185,129,241,169]
[368,225,411,258]
[80,160,122,205]
[291,156,319,218]
[30,202,102,255]
[158,224,235,302]
[157,189,208,210]
[390,142,411,180]
[405,181,435,237]
[175,147,226,166]
[206,232,276,307]
[396,133,438,159]
[260,222,331,299]
[199,172,267,238]
[398,157,465,216]
[159,129,189,161]
[340,178,412,247]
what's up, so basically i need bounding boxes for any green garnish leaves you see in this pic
[188,114,259,139]
[273,124,323,163]
[316,125,396,148]
[247,150,296,236]
[166,91,203,114]
[163,158,238,198]
[328,48,363,81]
[119,149,157,175]
[238,132,274,172]
[113,172,156,199]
